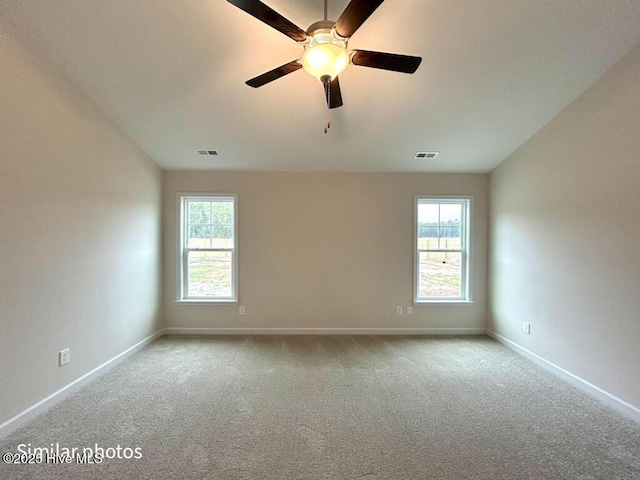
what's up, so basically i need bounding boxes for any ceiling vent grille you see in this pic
[414,151,438,159]
[197,149,218,156]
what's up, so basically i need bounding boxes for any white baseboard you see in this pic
[0,330,163,438]
[486,329,640,423]
[162,327,487,336]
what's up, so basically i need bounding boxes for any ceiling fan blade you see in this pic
[246,60,302,88]
[323,76,343,109]
[334,0,385,38]
[350,50,422,74]
[227,0,307,42]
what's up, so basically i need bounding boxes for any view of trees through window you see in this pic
[184,198,234,298]
[187,201,234,248]
[417,201,465,298]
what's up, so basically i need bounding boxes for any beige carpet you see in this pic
[1,335,639,479]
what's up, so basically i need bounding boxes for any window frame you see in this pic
[176,193,238,304]
[414,195,472,304]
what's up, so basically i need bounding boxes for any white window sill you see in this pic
[175,300,238,305]
[414,300,475,306]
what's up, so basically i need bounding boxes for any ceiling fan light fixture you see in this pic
[301,43,349,82]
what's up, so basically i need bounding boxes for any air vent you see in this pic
[197,149,218,156]
[414,151,438,159]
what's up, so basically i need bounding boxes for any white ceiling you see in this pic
[2,0,640,172]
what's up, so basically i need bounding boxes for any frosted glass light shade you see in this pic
[301,43,349,82]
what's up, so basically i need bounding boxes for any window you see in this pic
[178,194,237,302]
[415,197,471,302]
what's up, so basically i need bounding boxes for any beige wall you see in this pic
[0,21,162,424]
[489,44,640,409]
[163,171,488,330]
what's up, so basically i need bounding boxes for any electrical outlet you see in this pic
[406,306,413,315]
[396,306,403,315]
[59,348,70,366]
[522,321,531,335]
[239,306,245,315]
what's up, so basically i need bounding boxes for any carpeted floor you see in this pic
[1,335,639,479]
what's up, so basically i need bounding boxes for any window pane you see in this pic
[211,226,233,249]
[417,230,439,249]
[212,201,233,225]
[439,203,462,223]
[418,203,439,249]
[187,251,232,297]
[188,201,212,226]
[188,225,211,248]
[188,201,212,248]
[418,203,439,224]
[211,201,234,249]
[212,201,233,248]
[186,199,234,249]
[438,227,461,250]
[418,251,461,298]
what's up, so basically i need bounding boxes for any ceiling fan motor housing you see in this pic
[301,20,349,82]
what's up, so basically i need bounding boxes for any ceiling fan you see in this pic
[227,0,422,109]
